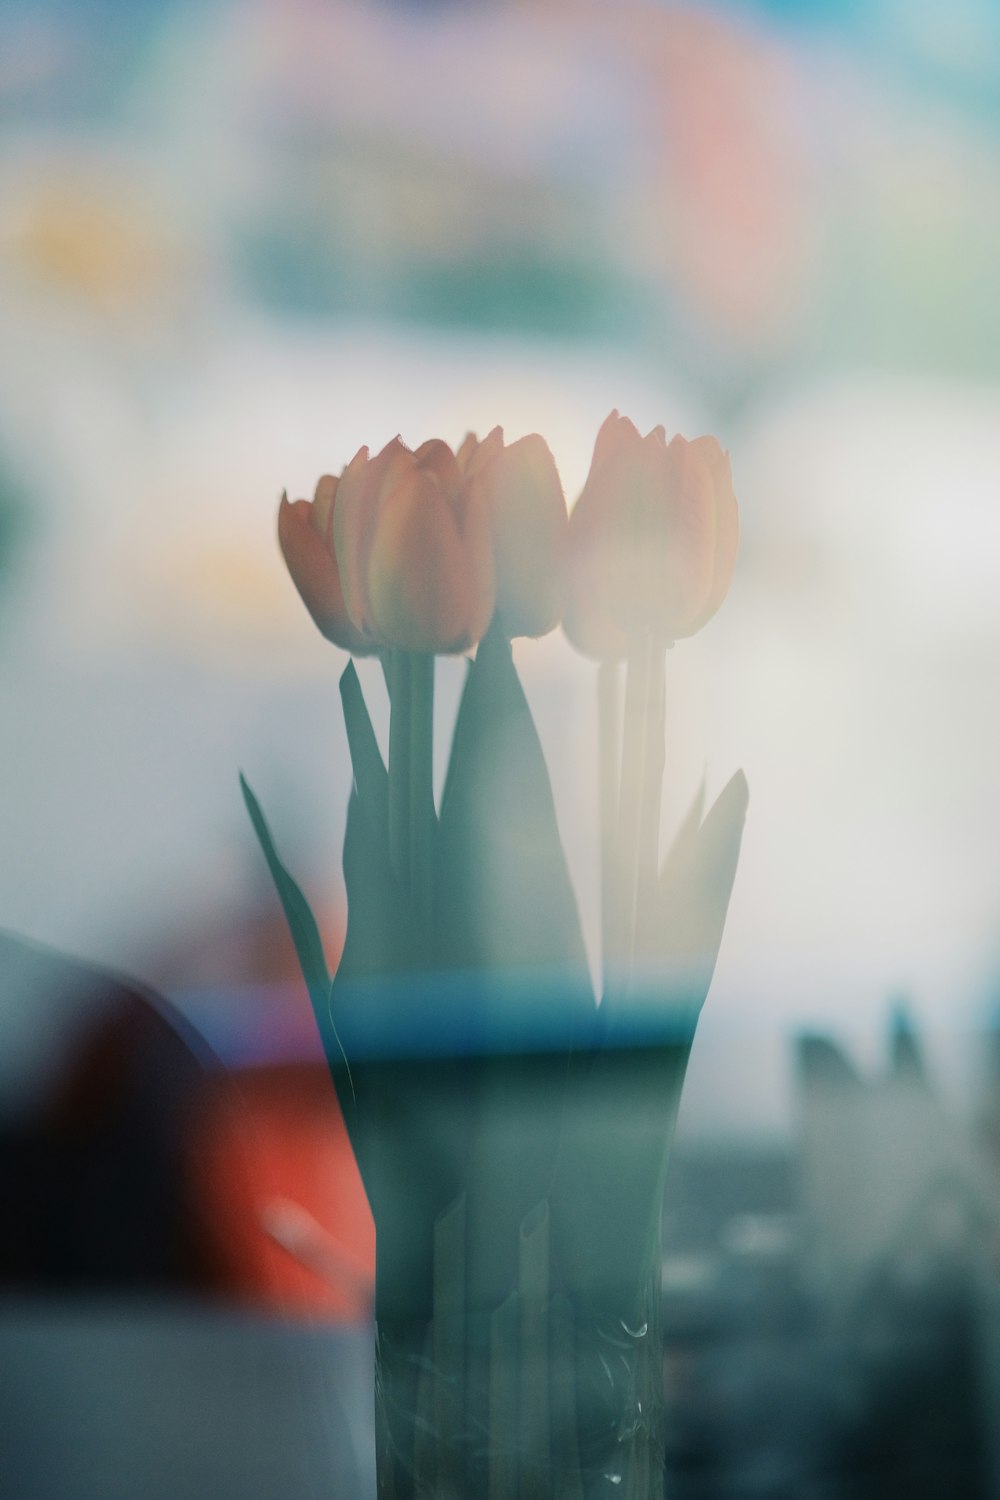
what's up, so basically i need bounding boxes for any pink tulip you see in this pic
[458,427,568,639]
[563,412,738,657]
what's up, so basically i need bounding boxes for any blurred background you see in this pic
[2,0,1000,1495]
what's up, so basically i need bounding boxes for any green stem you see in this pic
[618,632,652,981]
[518,1201,550,1498]
[489,1293,519,1500]
[387,650,411,890]
[619,633,669,978]
[637,637,667,920]
[598,658,620,998]
[550,1295,583,1500]
[409,651,435,932]
[434,1193,466,1499]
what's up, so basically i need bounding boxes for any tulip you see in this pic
[333,437,495,654]
[458,427,568,639]
[278,475,374,654]
[563,412,738,656]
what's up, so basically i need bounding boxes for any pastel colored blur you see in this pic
[563,411,738,657]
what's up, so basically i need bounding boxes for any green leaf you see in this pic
[660,775,706,889]
[238,772,330,1015]
[552,772,749,1312]
[240,772,371,1189]
[335,790,468,1328]
[339,660,389,840]
[653,767,749,1013]
[337,790,419,981]
[435,623,594,1316]
[436,622,591,984]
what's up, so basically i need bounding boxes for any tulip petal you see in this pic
[332,446,373,631]
[365,471,495,652]
[460,425,504,480]
[563,484,629,660]
[278,495,373,653]
[604,434,717,638]
[414,438,462,501]
[335,438,411,636]
[563,413,739,653]
[469,433,568,639]
[590,409,642,476]
[312,473,338,546]
[455,431,479,471]
[656,435,717,634]
[453,480,497,647]
[682,438,739,635]
[603,432,674,635]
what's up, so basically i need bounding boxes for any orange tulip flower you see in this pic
[458,427,568,639]
[278,476,374,654]
[563,412,738,658]
[333,436,495,653]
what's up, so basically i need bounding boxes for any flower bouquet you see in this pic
[244,413,747,1498]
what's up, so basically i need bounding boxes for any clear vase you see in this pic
[372,1197,666,1500]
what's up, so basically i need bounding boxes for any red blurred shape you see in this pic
[192,1062,375,1321]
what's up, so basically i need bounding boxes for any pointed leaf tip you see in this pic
[717,767,749,821]
[238,771,332,1041]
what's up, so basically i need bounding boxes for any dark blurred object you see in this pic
[0,934,378,1496]
[0,929,375,1314]
[0,929,221,1292]
[828,1258,989,1500]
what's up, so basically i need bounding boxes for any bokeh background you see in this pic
[3,2,1000,1495]
[4,0,1000,1127]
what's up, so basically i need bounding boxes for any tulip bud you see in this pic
[333,437,495,653]
[459,427,568,639]
[563,411,738,657]
[278,476,374,654]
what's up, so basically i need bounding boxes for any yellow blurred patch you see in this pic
[15,182,171,311]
